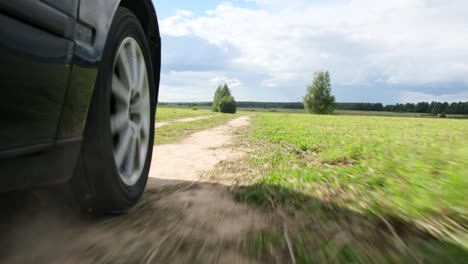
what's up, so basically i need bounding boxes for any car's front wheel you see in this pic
[73,7,155,213]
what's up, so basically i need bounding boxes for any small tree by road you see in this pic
[212,83,237,113]
[303,71,336,114]
[218,96,237,113]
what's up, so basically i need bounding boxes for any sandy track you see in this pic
[0,115,269,264]
[155,115,215,128]
[150,116,251,183]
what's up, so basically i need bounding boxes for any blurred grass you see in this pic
[236,113,468,245]
[243,221,468,263]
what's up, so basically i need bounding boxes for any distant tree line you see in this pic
[237,102,305,109]
[159,101,305,109]
[159,101,468,115]
[336,102,468,115]
[335,103,385,111]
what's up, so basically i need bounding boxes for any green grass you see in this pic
[240,108,468,119]
[236,113,467,243]
[155,114,238,145]
[334,110,468,119]
[156,107,213,122]
[238,108,467,120]
[243,224,467,263]
[157,105,468,119]
[233,113,468,261]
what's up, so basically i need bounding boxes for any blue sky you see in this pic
[153,0,468,104]
[154,0,256,18]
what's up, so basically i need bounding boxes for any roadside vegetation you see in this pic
[212,83,238,114]
[232,113,467,262]
[160,101,468,116]
[159,104,468,119]
[156,107,213,122]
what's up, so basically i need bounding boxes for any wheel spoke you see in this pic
[112,74,129,103]
[114,128,132,169]
[126,136,137,174]
[130,41,138,88]
[111,110,129,135]
[140,118,149,140]
[134,137,141,170]
[130,99,144,114]
[117,46,133,87]
[136,58,145,93]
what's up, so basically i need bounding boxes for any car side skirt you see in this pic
[0,138,82,192]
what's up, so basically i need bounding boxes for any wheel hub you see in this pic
[110,37,150,186]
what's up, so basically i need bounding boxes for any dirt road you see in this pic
[150,116,250,182]
[0,116,269,264]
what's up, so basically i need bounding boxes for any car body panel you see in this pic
[0,0,77,39]
[0,0,161,191]
[58,0,162,140]
[55,0,121,140]
[41,0,79,17]
[0,13,74,152]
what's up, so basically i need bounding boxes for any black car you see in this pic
[0,0,161,213]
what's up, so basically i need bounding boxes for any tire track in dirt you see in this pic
[0,115,270,264]
[150,116,251,183]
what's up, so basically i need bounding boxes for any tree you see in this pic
[303,71,336,114]
[218,96,237,113]
[441,102,449,113]
[416,102,429,113]
[212,83,237,113]
[432,102,442,115]
[212,83,232,112]
[373,103,384,111]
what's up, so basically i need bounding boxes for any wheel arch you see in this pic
[119,0,161,104]
[58,0,160,138]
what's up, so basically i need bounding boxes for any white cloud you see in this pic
[158,71,243,101]
[159,0,468,102]
[209,76,242,88]
[400,91,468,104]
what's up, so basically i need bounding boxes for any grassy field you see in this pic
[158,104,468,119]
[334,110,468,119]
[243,108,468,118]
[156,107,213,121]
[233,113,467,262]
[153,106,467,260]
[155,107,467,227]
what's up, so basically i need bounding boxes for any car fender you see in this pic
[57,0,160,140]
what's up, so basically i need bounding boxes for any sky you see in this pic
[153,0,468,104]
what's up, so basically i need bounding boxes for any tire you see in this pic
[72,7,155,213]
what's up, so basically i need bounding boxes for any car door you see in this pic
[0,0,78,156]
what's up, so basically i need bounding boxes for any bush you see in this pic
[212,83,232,112]
[438,112,447,118]
[218,96,237,114]
[191,107,198,111]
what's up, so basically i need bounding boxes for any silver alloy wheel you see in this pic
[110,37,150,186]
